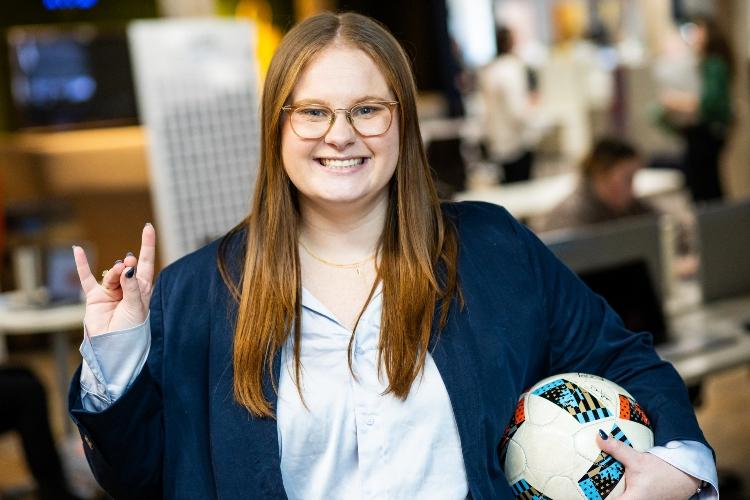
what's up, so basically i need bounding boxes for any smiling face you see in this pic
[281,44,400,213]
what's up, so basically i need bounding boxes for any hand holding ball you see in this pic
[500,373,653,499]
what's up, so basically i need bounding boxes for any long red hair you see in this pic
[218,12,460,417]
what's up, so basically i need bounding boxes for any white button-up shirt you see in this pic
[277,286,468,499]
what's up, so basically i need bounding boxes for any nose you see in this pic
[324,110,356,149]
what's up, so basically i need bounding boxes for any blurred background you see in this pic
[0,0,748,498]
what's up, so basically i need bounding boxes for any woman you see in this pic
[537,137,653,232]
[70,13,715,499]
[661,15,733,202]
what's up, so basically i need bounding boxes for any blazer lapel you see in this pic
[208,272,286,498]
[429,300,483,497]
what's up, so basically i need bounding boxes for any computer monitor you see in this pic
[540,215,668,345]
[540,215,665,299]
[696,198,750,302]
[6,24,138,130]
[45,243,84,304]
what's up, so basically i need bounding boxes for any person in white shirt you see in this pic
[69,12,716,499]
[478,25,537,183]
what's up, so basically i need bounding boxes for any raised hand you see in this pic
[73,223,156,336]
[595,431,702,499]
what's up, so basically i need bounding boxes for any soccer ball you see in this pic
[500,373,653,499]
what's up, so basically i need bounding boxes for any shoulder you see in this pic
[442,200,517,235]
[441,201,534,265]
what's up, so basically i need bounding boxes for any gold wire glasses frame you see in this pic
[281,100,399,139]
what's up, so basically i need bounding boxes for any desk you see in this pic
[453,169,685,220]
[660,293,750,386]
[0,294,85,433]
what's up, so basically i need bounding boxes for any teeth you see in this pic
[320,158,365,169]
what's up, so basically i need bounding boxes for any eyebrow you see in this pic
[290,95,393,106]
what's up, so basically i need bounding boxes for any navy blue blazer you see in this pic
[69,202,710,499]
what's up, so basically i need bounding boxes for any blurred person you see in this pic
[0,367,82,500]
[478,25,537,183]
[68,13,715,499]
[538,137,653,232]
[536,137,705,404]
[660,15,733,202]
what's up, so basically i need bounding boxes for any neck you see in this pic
[298,194,388,260]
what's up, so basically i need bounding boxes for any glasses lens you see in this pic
[351,103,391,136]
[291,106,332,138]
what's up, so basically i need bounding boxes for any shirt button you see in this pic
[366,416,375,426]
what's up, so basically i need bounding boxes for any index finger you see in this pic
[73,245,99,295]
[136,222,157,284]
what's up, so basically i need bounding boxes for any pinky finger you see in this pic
[73,245,99,295]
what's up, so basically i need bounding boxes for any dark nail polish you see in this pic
[126,267,136,278]
[126,251,134,257]
[598,429,608,440]
[114,259,123,264]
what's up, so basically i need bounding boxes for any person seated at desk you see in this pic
[537,137,653,232]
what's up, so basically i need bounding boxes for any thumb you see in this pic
[596,428,640,469]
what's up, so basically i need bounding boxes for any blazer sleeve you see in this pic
[68,276,167,499]
[508,210,713,454]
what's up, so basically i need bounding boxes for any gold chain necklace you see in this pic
[298,239,375,276]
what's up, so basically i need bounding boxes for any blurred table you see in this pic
[0,292,85,434]
[660,292,750,386]
[454,168,685,220]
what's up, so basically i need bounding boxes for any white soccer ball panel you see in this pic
[573,424,607,463]
[616,419,654,451]
[543,476,586,499]
[520,410,587,478]
[504,435,527,482]
[524,392,563,426]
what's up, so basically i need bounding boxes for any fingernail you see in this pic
[145,222,153,227]
[114,259,123,264]
[126,251,134,257]
[126,267,136,278]
[598,429,608,440]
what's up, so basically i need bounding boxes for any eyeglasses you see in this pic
[281,100,399,139]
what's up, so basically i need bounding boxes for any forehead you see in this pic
[290,45,393,105]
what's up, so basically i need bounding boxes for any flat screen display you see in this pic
[7,24,138,130]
